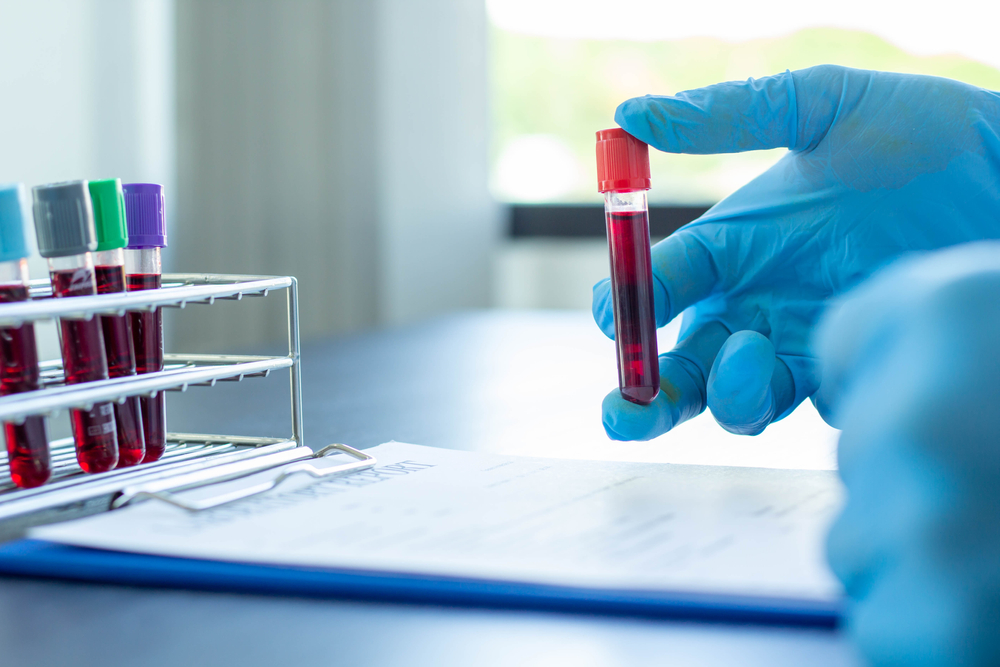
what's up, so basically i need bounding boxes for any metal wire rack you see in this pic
[0,273,356,539]
[0,273,302,429]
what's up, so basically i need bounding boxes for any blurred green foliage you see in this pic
[491,27,1000,204]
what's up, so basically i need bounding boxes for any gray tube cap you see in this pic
[32,181,97,258]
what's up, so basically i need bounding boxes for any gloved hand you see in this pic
[817,242,1000,667]
[592,65,1000,440]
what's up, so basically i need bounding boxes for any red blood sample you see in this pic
[606,210,659,405]
[598,128,659,406]
[0,283,50,487]
[127,273,165,462]
[95,265,145,467]
[4,420,49,487]
[51,268,118,472]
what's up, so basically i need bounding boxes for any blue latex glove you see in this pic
[592,65,1000,440]
[816,242,1000,667]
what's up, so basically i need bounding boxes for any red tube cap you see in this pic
[596,128,651,193]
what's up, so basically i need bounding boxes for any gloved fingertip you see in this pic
[613,97,641,129]
[602,420,632,442]
[708,331,776,435]
[602,389,673,442]
[614,96,660,148]
[592,278,616,339]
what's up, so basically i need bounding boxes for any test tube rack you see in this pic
[0,274,373,540]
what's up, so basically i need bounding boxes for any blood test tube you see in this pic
[123,183,167,463]
[32,181,119,473]
[90,179,145,467]
[0,184,50,488]
[596,128,659,405]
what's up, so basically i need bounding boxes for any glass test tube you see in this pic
[95,248,145,466]
[0,257,50,488]
[0,183,49,487]
[596,128,659,405]
[123,183,167,463]
[33,182,118,473]
[49,254,119,472]
[125,247,163,462]
[90,178,144,467]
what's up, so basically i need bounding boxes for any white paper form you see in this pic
[33,443,845,601]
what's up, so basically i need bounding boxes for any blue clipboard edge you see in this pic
[0,539,843,628]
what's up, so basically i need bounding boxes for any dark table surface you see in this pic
[0,311,860,666]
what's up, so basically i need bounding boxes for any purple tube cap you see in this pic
[123,183,167,248]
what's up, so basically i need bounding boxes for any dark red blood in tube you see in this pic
[127,273,165,462]
[0,283,50,487]
[95,265,145,467]
[4,419,49,487]
[606,210,659,405]
[51,269,118,473]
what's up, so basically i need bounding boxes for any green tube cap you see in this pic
[88,178,128,251]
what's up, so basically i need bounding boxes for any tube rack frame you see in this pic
[0,273,366,539]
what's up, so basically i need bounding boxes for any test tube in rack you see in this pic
[0,184,49,488]
[124,183,167,463]
[33,181,119,473]
[90,179,145,467]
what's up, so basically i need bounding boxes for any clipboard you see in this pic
[0,537,842,627]
[0,441,845,628]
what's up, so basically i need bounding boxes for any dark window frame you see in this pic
[507,204,711,238]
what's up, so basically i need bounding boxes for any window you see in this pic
[488,0,1000,206]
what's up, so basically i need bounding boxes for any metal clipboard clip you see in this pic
[112,444,376,512]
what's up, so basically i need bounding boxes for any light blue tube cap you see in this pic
[0,183,32,263]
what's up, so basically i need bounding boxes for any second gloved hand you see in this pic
[593,65,1000,441]
[817,242,1000,667]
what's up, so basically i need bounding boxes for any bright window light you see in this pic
[486,0,1000,67]
[488,0,1000,205]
